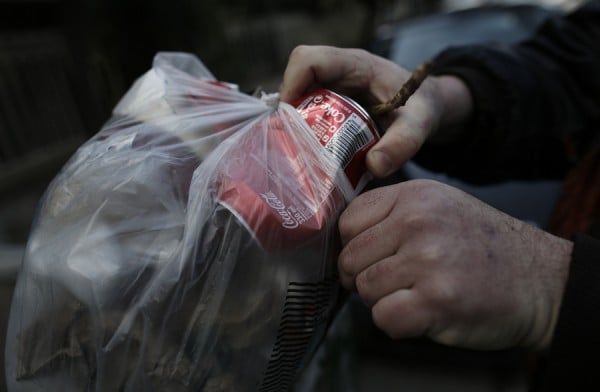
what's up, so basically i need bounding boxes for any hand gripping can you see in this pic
[216,88,381,251]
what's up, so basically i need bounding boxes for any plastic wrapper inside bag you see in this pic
[5,52,378,391]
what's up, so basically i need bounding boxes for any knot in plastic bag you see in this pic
[260,91,280,110]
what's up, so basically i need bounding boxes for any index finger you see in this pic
[338,185,398,245]
[279,45,374,103]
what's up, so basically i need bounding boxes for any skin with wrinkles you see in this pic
[338,180,570,350]
[280,45,573,351]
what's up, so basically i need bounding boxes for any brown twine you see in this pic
[369,61,434,116]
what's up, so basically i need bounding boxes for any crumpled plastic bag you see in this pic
[5,52,376,391]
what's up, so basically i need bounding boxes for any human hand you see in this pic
[337,179,573,350]
[279,45,473,178]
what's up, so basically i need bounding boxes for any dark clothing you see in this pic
[423,1,600,184]
[537,234,600,390]
[421,1,600,390]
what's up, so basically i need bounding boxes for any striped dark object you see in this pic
[259,279,339,392]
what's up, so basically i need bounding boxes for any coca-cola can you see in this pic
[292,88,381,191]
[215,89,381,251]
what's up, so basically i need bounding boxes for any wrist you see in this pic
[427,75,473,143]
[530,232,573,351]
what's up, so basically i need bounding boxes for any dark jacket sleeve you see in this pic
[534,234,600,391]
[415,0,600,184]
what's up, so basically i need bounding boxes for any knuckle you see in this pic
[371,302,398,339]
[395,180,449,229]
[355,271,371,299]
[352,48,372,64]
[440,283,459,304]
[356,263,388,304]
[401,210,430,232]
[420,242,445,265]
[337,211,352,240]
[337,248,355,276]
[352,225,379,250]
[427,279,459,307]
[371,258,394,280]
[289,45,310,61]
[371,302,388,329]
[406,178,444,196]
[356,187,387,209]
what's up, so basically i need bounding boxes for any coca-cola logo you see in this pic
[260,191,299,229]
[301,94,346,123]
[320,101,346,123]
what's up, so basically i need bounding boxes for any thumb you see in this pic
[366,118,427,178]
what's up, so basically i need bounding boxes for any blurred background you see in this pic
[0,0,586,391]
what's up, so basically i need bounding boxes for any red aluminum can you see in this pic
[216,89,381,250]
[292,89,381,190]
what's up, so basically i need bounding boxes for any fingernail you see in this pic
[370,150,393,177]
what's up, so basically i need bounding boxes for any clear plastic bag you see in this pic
[5,52,369,391]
